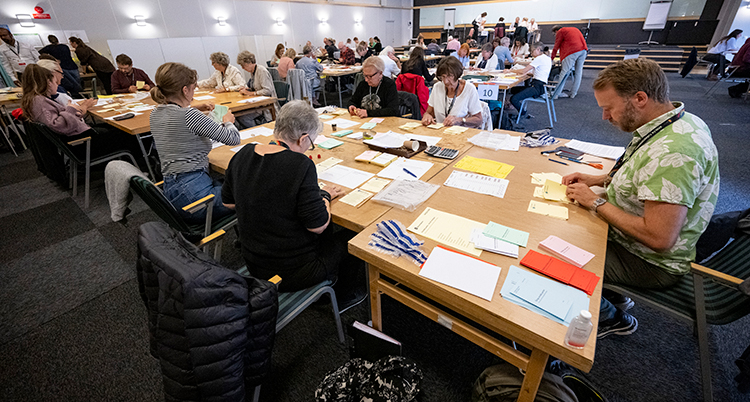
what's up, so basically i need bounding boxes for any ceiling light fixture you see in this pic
[17,14,35,28]
[134,15,146,26]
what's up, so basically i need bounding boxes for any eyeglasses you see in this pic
[364,71,381,79]
[306,134,315,151]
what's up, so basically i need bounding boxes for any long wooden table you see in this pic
[207,114,614,401]
[321,65,362,108]
[348,145,615,402]
[89,91,277,178]
[0,87,25,155]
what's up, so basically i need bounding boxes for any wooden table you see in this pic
[465,72,528,119]
[348,144,615,402]
[321,65,362,108]
[0,88,25,155]
[89,91,278,179]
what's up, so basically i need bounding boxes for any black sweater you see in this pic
[348,76,400,117]
[402,58,434,83]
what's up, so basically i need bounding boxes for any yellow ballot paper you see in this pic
[407,207,484,256]
[444,126,468,135]
[530,172,563,185]
[359,177,391,193]
[454,156,515,179]
[528,200,569,220]
[331,108,348,116]
[399,122,422,130]
[543,179,569,203]
[427,123,444,129]
[339,189,374,208]
[136,80,145,89]
[533,187,545,198]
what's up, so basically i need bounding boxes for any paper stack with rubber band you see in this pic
[519,250,600,295]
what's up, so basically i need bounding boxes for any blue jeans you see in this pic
[557,49,587,97]
[510,79,545,113]
[61,68,83,97]
[163,169,233,225]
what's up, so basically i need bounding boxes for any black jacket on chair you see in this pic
[136,221,278,402]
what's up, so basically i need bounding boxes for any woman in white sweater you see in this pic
[197,52,244,92]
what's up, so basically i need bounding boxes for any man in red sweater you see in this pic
[110,53,155,94]
[728,38,750,98]
[551,25,588,99]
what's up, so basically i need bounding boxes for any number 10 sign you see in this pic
[477,84,498,101]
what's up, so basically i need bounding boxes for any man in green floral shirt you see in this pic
[564,58,719,338]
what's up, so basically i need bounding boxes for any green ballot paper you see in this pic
[318,138,344,149]
[331,130,354,137]
[209,104,229,124]
[482,221,529,247]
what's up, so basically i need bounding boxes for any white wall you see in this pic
[729,2,750,42]
[419,0,707,27]
[1,0,412,64]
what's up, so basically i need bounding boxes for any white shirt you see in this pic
[428,81,483,123]
[479,54,499,71]
[197,64,245,92]
[530,54,552,84]
[379,54,401,79]
[474,15,487,29]
[0,40,40,81]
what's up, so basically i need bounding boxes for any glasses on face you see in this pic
[364,71,381,80]
[304,134,316,151]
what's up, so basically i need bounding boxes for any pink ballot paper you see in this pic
[538,235,595,268]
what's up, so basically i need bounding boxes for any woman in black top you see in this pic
[221,100,348,292]
[347,56,400,118]
[355,41,373,65]
[373,36,383,54]
[402,47,434,84]
[68,36,115,94]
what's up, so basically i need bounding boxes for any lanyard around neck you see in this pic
[608,109,685,179]
[444,81,460,117]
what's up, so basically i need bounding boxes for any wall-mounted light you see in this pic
[134,15,146,26]
[17,14,35,28]
[320,17,328,24]
[218,17,227,26]
[276,17,283,26]
[354,18,362,26]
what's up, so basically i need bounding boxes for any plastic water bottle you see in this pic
[565,310,593,349]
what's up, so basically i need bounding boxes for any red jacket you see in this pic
[396,73,429,115]
[551,27,588,61]
[730,38,750,69]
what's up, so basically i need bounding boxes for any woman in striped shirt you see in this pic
[149,62,241,224]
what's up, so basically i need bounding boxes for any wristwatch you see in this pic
[592,198,607,212]
[462,117,467,125]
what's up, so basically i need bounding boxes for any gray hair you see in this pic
[501,37,511,47]
[274,100,323,144]
[303,45,313,55]
[481,43,494,53]
[363,55,385,73]
[236,50,256,65]
[530,41,545,52]
[37,59,60,72]
[380,46,395,56]
[210,52,230,67]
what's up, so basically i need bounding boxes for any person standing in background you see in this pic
[68,36,115,95]
[550,25,589,99]
[39,35,81,97]
[472,12,488,42]
[494,17,506,39]
[0,28,39,86]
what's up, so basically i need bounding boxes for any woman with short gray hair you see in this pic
[221,100,352,292]
[197,51,244,92]
[235,50,279,127]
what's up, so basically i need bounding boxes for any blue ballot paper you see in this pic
[500,265,590,325]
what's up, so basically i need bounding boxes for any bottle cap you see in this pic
[580,310,592,320]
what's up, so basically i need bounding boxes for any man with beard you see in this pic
[564,58,720,339]
[0,27,39,85]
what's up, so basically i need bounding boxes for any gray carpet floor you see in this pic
[1,70,748,401]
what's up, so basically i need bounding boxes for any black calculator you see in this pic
[425,145,459,159]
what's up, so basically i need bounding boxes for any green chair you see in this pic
[605,234,750,402]
[273,80,289,106]
[129,176,237,259]
[31,121,137,209]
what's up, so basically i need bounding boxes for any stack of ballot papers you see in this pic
[324,118,359,129]
[363,131,442,149]
[355,151,398,167]
[530,172,563,185]
[238,96,271,104]
[419,246,502,301]
[520,250,600,295]
[318,165,374,189]
[528,200,569,220]
[539,235,595,268]
[399,122,422,130]
[468,131,521,151]
[501,265,590,325]
[454,156,514,179]
[339,188,374,208]
[359,177,391,193]
[360,122,377,130]
[372,180,440,212]
[565,139,625,160]
[542,179,569,203]
[240,126,274,139]
[407,207,484,255]
[331,130,354,137]
[315,157,343,175]
[426,123,444,129]
[443,171,509,198]
[317,138,344,149]
[470,229,519,258]
[444,126,469,135]
[482,221,529,247]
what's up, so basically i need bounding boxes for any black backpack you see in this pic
[472,363,578,402]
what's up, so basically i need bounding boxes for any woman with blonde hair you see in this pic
[277,48,297,80]
[197,52,244,92]
[150,62,240,223]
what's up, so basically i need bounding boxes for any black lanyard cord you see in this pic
[444,81,460,117]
